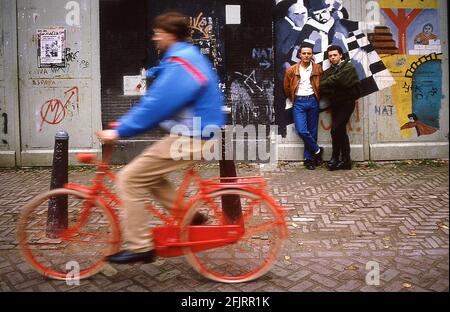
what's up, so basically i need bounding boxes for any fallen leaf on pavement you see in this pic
[438,224,449,230]
[293,217,315,222]
[152,259,166,266]
[284,255,291,265]
[345,265,358,271]
[403,283,412,289]
[101,264,118,277]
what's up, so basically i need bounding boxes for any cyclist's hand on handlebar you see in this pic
[97,129,119,144]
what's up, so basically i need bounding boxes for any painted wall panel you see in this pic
[0,0,20,166]
[16,0,101,165]
[274,0,448,161]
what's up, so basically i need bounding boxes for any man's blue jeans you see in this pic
[293,95,320,161]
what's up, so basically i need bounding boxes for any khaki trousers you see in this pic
[117,135,207,252]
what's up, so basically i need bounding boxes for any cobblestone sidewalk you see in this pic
[0,161,448,292]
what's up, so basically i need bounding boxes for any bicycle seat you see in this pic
[77,153,96,164]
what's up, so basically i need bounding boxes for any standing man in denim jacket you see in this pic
[284,41,324,170]
[97,12,225,264]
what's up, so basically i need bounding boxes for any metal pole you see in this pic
[219,113,242,224]
[46,130,69,238]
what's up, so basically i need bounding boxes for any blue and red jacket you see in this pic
[116,42,225,139]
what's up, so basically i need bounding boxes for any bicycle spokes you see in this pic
[17,189,120,280]
[180,189,285,283]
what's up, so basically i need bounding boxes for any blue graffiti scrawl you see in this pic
[274,0,395,136]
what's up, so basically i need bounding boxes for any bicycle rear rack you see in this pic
[201,176,267,192]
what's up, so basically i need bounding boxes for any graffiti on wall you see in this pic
[320,103,362,134]
[253,48,273,70]
[38,86,79,132]
[49,47,89,74]
[0,101,7,146]
[274,0,395,136]
[189,12,223,72]
[230,47,274,128]
[32,32,90,74]
[368,0,442,138]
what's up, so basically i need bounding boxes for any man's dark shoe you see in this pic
[106,250,156,264]
[327,158,340,171]
[191,212,208,225]
[304,159,315,170]
[335,159,352,170]
[313,147,324,166]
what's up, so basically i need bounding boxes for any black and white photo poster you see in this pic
[38,27,66,68]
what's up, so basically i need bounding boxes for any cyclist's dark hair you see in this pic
[326,45,344,57]
[153,11,191,41]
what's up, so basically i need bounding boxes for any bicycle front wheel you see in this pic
[180,188,286,283]
[17,188,121,280]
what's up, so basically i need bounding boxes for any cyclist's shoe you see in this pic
[106,250,156,264]
[191,212,208,225]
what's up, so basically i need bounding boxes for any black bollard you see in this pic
[46,130,69,238]
[219,113,242,224]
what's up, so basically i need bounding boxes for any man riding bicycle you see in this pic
[97,11,225,264]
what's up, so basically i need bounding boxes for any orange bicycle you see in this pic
[17,145,288,283]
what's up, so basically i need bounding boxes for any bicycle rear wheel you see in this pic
[17,188,121,280]
[180,189,286,283]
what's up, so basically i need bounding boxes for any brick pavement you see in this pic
[0,161,448,292]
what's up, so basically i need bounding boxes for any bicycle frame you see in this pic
[64,151,287,258]
[17,143,289,283]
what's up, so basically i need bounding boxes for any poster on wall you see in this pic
[37,27,66,68]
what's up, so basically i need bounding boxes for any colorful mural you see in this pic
[274,0,443,139]
[274,0,395,136]
[370,0,443,138]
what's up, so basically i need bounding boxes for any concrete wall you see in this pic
[12,0,102,166]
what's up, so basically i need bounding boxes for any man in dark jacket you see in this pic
[320,45,360,170]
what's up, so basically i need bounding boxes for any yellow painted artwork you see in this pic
[382,53,442,138]
[378,0,438,9]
